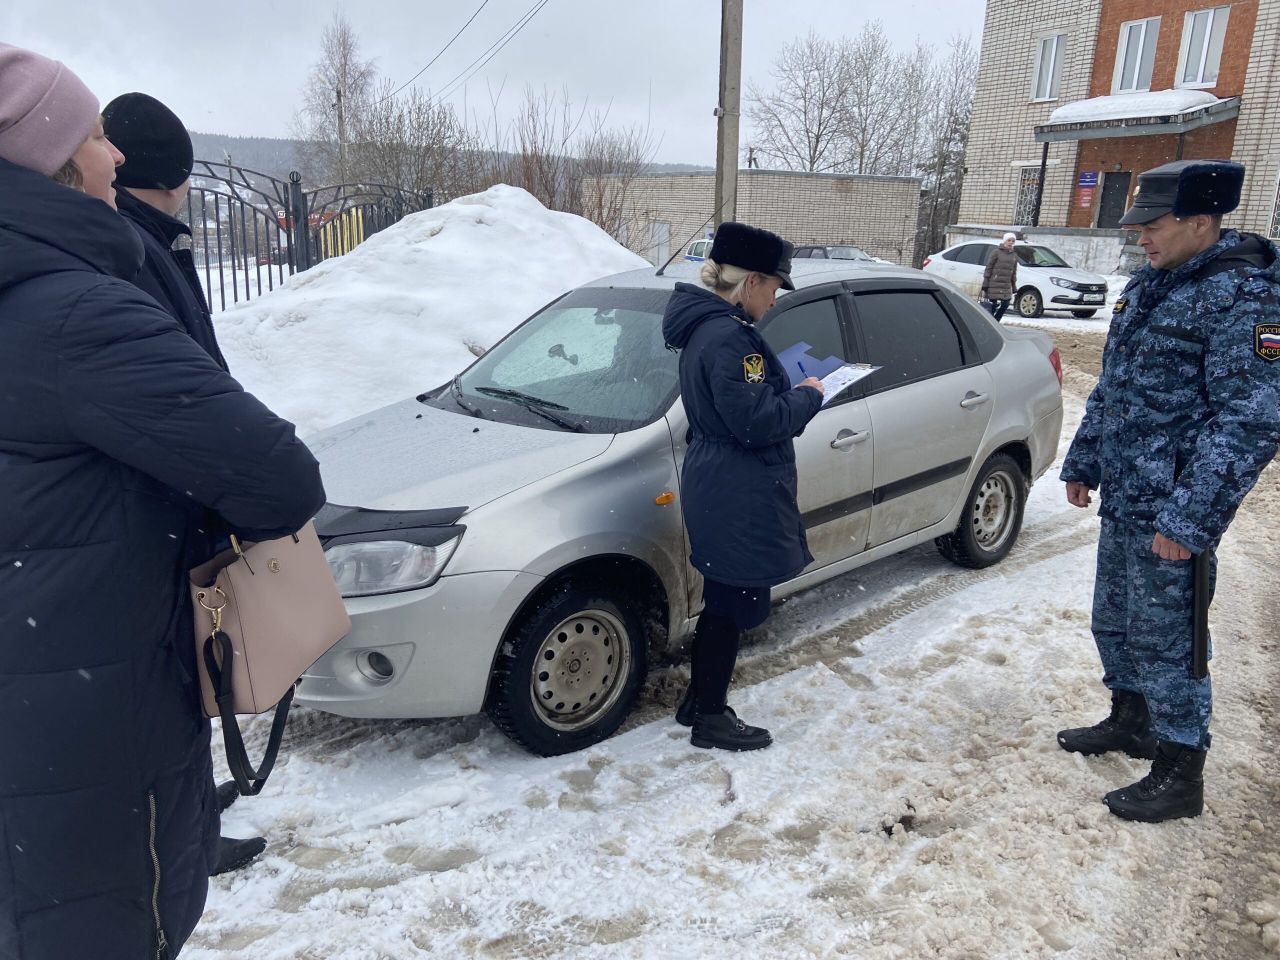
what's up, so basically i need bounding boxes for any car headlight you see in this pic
[325,537,461,597]
[1051,277,1081,290]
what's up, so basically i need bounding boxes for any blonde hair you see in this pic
[50,157,82,189]
[699,258,757,302]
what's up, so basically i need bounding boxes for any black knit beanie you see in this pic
[102,92,193,190]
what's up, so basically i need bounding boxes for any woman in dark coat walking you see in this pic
[0,44,325,959]
[981,232,1020,321]
[661,222,824,751]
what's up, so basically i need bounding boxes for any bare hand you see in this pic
[1152,533,1192,561]
[1065,481,1094,508]
[798,376,825,396]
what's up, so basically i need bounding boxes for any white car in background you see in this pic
[923,239,1109,319]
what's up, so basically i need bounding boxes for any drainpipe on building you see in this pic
[1031,141,1049,227]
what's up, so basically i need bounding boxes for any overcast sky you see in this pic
[5,0,985,165]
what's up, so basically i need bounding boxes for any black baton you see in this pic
[1191,548,1212,680]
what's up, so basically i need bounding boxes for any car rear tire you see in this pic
[1016,287,1043,318]
[486,580,647,756]
[1072,309,1098,318]
[935,453,1027,569]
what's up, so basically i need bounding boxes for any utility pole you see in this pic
[335,87,348,183]
[713,0,743,228]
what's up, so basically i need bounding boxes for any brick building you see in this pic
[955,0,1280,269]
[585,170,921,267]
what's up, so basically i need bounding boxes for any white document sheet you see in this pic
[817,363,880,406]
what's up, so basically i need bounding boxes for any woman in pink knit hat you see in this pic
[0,45,325,960]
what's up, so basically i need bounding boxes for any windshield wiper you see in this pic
[450,376,483,417]
[473,386,583,432]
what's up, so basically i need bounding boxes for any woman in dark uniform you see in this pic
[661,222,824,751]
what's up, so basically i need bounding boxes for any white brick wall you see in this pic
[1230,0,1280,237]
[958,0,1103,228]
[587,170,921,266]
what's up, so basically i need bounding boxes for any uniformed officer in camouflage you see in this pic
[1058,159,1280,822]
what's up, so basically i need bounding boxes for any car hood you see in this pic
[307,399,614,512]
[1028,265,1106,284]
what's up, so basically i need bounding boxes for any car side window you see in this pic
[813,249,829,259]
[758,297,853,394]
[854,291,966,390]
[955,244,987,265]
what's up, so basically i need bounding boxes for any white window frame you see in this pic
[1112,17,1161,93]
[1031,33,1068,102]
[1176,6,1231,89]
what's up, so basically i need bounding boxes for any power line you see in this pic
[376,0,494,104]
[436,0,553,102]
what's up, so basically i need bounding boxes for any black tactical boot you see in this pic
[1057,689,1157,759]
[675,685,734,728]
[210,835,268,876]
[691,709,772,751]
[1104,740,1207,822]
[215,780,240,815]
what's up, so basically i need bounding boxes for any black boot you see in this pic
[1057,689,1156,759]
[691,709,772,751]
[210,835,268,876]
[675,685,734,727]
[1104,740,1207,822]
[215,780,240,815]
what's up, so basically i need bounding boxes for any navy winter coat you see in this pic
[114,186,227,371]
[662,283,822,587]
[0,158,324,960]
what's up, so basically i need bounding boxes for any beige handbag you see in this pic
[190,521,351,794]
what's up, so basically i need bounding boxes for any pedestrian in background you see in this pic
[661,222,824,751]
[1058,160,1280,822]
[103,91,266,878]
[0,43,325,958]
[982,231,1019,321]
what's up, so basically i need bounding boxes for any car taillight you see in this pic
[1049,347,1063,386]
[921,256,932,268]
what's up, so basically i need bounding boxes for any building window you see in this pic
[1031,33,1067,101]
[1114,18,1160,93]
[1177,7,1230,87]
[1014,168,1043,224]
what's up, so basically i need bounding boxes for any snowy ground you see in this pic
[187,330,1280,958]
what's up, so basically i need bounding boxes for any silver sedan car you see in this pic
[296,261,1063,755]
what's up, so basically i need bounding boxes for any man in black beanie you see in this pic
[102,92,225,368]
[103,92,266,874]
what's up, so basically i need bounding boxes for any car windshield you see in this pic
[1014,245,1070,268]
[827,245,873,261]
[440,287,678,434]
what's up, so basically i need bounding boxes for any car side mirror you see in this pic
[548,343,579,365]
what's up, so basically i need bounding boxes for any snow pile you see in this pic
[214,185,648,436]
[1046,89,1225,126]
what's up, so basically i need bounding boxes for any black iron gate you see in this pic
[181,161,432,311]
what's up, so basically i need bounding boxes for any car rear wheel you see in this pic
[935,453,1027,569]
[486,580,647,756]
[1072,309,1098,318]
[1016,287,1043,318]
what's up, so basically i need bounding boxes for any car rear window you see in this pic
[854,291,966,390]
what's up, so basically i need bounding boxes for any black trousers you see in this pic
[691,579,771,715]
[988,299,1010,321]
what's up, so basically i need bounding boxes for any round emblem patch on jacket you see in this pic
[1256,323,1280,362]
[743,354,765,383]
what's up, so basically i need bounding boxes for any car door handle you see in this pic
[959,392,990,409]
[830,430,870,449]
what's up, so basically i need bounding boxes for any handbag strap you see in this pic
[202,631,293,797]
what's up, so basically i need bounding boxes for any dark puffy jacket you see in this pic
[114,187,226,370]
[982,245,1019,300]
[0,158,325,960]
[662,283,822,587]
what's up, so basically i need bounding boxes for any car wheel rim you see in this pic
[1019,293,1038,315]
[970,469,1017,552]
[529,609,631,732]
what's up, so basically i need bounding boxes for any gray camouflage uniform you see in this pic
[1060,230,1280,748]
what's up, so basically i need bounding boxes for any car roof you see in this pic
[583,260,919,293]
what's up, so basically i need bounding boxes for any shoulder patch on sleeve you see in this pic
[1256,322,1280,362]
[743,354,765,383]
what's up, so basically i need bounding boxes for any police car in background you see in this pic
[923,239,1109,318]
[298,260,1064,757]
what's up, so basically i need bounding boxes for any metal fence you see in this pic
[181,162,432,312]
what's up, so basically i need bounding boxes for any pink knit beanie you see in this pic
[0,43,99,176]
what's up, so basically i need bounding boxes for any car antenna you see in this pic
[655,195,735,277]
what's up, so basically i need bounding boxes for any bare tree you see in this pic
[577,110,660,239]
[745,32,851,173]
[839,21,906,175]
[294,11,377,184]
[915,35,978,262]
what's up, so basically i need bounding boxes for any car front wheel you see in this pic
[1016,287,1043,318]
[935,453,1027,569]
[486,580,647,756]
